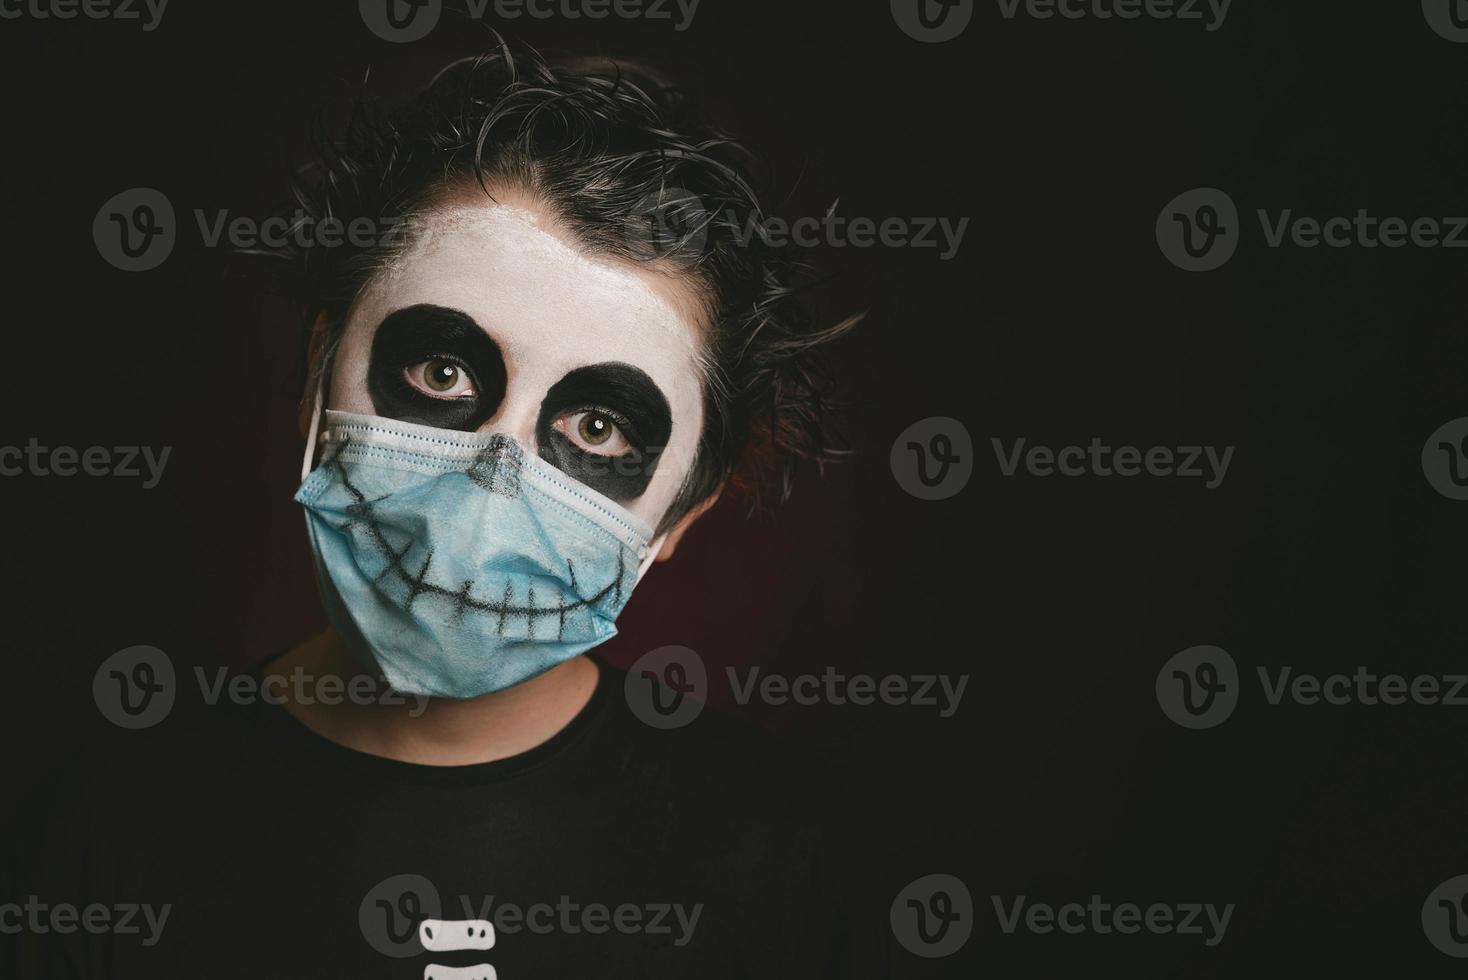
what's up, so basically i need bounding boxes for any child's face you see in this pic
[328,192,708,531]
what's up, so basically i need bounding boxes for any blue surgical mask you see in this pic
[294,403,664,698]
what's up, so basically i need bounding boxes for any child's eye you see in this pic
[554,409,632,456]
[405,358,477,399]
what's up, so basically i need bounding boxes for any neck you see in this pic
[264,629,600,766]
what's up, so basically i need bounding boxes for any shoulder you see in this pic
[590,661,827,838]
[24,692,283,842]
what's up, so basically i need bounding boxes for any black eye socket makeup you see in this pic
[536,362,674,502]
[368,304,507,431]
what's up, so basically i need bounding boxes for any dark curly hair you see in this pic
[258,35,857,533]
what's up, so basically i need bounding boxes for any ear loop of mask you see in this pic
[635,534,666,584]
[300,377,325,483]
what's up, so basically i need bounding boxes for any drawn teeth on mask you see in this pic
[334,465,626,626]
[454,579,474,622]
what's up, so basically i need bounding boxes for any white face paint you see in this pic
[329,196,708,529]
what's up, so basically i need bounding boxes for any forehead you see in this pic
[348,200,708,395]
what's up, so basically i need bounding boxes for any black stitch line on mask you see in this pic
[405,551,434,612]
[561,560,577,641]
[365,531,413,586]
[330,450,628,631]
[526,584,536,640]
[454,580,474,623]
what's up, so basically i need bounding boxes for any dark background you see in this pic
[2,0,1467,974]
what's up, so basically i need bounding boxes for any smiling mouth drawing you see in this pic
[328,437,627,642]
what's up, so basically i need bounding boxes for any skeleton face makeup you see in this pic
[328,197,708,530]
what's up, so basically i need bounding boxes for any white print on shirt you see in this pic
[420,918,496,978]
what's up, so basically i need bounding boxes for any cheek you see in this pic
[325,319,377,415]
[618,389,703,531]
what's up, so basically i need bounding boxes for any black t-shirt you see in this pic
[4,658,898,979]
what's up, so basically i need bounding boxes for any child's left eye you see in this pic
[555,409,631,456]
